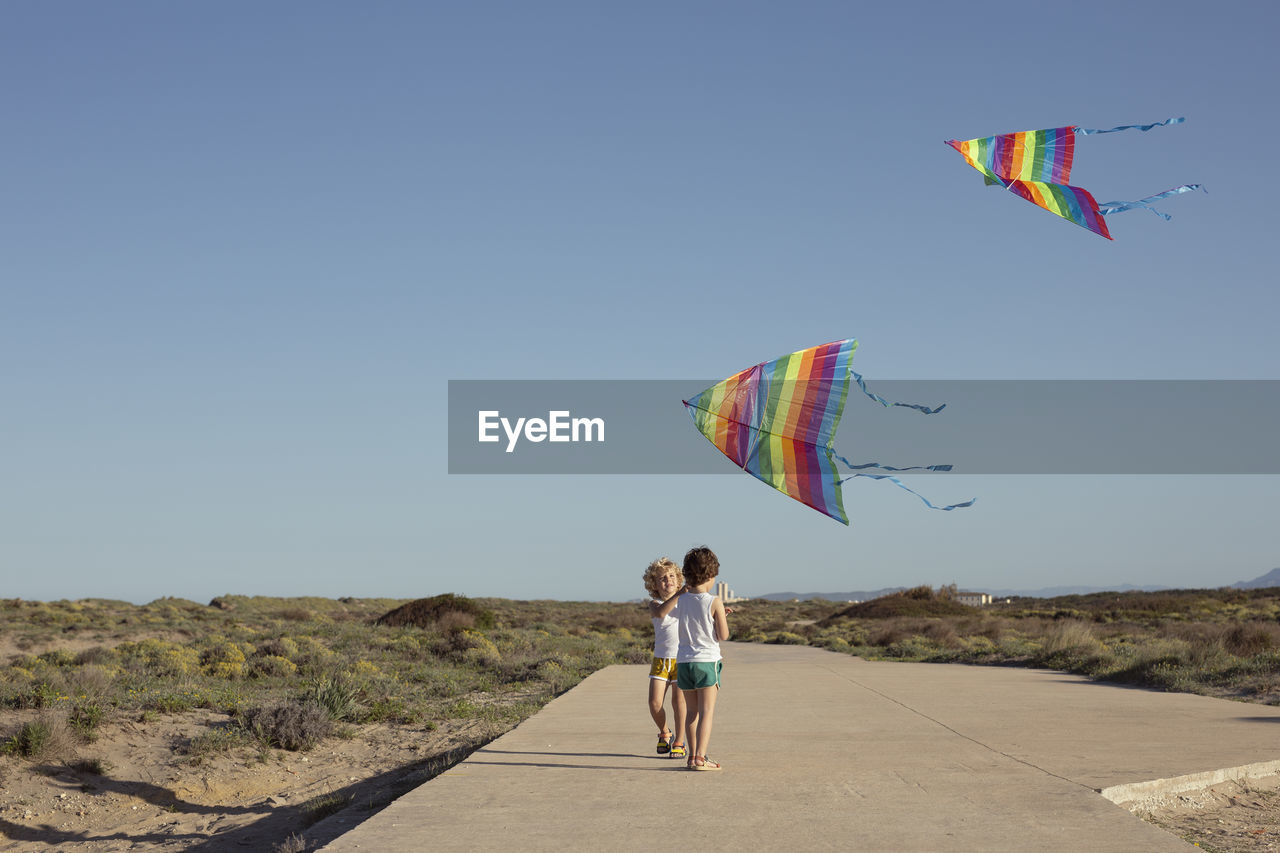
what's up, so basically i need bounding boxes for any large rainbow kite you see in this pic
[683,339,973,524]
[946,117,1202,239]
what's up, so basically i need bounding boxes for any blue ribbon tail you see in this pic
[1097,184,1205,219]
[833,453,953,473]
[838,472,976,511]
[852,371,945,414]
[1076,117,1185,135]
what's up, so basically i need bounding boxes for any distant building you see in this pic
[715,582,744,603]
[956,591,992,607]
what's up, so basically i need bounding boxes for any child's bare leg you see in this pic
[683,689,701,762]
[671,686,687,747]
[647,679,669,734]
[694,685,718,760]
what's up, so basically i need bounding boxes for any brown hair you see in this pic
[681,546,720,587]
[642,557,683,599]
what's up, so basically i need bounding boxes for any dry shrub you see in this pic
[1042,620,1101,657]
[275,608,313,622]
[65,665,115,701]
[621,647,651,664]
[870,624,910,647]
[73,646,117,666]
[3,712,77,760]
[1163,622,1278,660]
[1165,622,1223,645]
[241,700,332,751]
[585,608,651,634]
[436,610,476,633]
[921,620,960,647]
[869,618,960,649]
[1223,623,1280,657]
[273,833,308,853]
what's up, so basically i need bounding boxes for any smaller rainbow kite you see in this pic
[683,339,974,525]
[946,117,1203,239]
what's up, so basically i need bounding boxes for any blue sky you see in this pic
[4,1,1277,604]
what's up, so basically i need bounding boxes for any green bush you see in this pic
[69,701,105,740]
[304,675,361,722]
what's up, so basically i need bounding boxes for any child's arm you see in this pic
[712,596,730,642]
[654,585,687,619]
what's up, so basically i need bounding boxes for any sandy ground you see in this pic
[1,705,1277,851]
[0,707,493,852]
[1128,775,1280,853]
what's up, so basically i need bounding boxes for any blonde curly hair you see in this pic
[642,557,684,600]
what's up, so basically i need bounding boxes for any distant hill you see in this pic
[755,584,1169,601]
[1233,568,1280,589]
[757,569,1280,601]
[981,583,1172,598]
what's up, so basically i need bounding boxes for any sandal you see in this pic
[656,729,672,755]
[692,755,722,771]
[669,741,686,758]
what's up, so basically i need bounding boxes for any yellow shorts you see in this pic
[649,656,678,683]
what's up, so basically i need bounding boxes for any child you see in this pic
[656,545,729,771]
[642,557,687,759]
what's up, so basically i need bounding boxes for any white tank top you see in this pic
[676,591,720,663]
[651,605,679,659]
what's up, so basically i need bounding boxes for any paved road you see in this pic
[320,642,1280,852]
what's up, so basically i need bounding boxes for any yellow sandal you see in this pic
[656,729,672,755]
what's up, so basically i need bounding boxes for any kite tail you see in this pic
[832,453,952,473]
[1075,116,1185,135]
[852,371,945,414]
[832,454,974,511]
[1097,184,1205,219]
[838,471,976,512]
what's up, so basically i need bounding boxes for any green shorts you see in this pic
[676,660,722,690]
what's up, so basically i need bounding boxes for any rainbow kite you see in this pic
[683,339,973,524]
[946,117,1203,239]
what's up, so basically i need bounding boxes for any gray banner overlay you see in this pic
[448,380,1280,475]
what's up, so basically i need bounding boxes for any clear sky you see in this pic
[4,1,1277,604]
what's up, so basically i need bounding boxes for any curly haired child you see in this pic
[655,545,730,770]
[642,557,687,758]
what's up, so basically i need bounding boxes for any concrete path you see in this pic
[320,642,1280,852]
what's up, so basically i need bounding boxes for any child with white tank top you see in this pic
[655,546,731,770]
[643,557,687,758]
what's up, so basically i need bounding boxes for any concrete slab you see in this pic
[320,642,1280,852]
